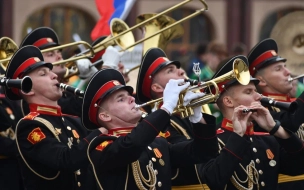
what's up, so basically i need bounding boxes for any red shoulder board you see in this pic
[27,127,46,144]
[23,112,40,120]
[217,129,224,134]
[157,131,171,138]
[95,140,113,151]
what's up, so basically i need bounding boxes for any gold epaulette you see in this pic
[172,184,210,190]
[278,174,304,183]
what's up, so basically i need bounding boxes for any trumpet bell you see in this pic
[111,18,135,51]
[233,58,250,85]
[0,37,18,70]
[136,13,184,54]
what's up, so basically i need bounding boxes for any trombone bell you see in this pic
[111,19,135,51]
[0,37,18,70]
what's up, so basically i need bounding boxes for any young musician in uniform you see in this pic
[82,68,218,189]
[5,45,102,190]
[136,47,213,188]
[201,55,304,189]
[247,38,304,189]
[19,27,97,116]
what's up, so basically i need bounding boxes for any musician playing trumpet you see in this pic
[83,68,218,190]
[136,47,216,188]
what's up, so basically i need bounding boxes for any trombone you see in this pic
[136,58,250,118]
[51,0,208,66]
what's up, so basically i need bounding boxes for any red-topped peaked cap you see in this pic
[82,69,133,130]
[136,48,180,103]
[20,27,60,50]
[247,38,286,76]
[206,55,259,102]
[5,45,53,100]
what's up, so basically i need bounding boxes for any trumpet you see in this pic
[260,96,298,114]
[135,58,250,118]
[0,76,32,93]
[56,83,84,97]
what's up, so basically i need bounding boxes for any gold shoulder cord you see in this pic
[218,138,259,190]
[15,117,60,180]
[87,136,147,190]
[295,124,304,140]
[132,160,157,190]
[87,136,104,190]
[170,119,206,188]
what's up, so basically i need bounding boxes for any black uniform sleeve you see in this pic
[201,133,251,189]
[88,109,170,171]
[0,136,16,157]
[169,114,218,167]
[271,91,304,132]
[16,119,101,171]
[275,129,304,175]
[58,92,83,117]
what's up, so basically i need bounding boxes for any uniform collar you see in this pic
[221,118,254,135]
[108,127,134,136]
[29,103,62,116]
[262,93,291,102]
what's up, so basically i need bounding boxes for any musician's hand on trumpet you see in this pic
[161,79,190,115]
[183,91,205,123]
[76,58,98,79]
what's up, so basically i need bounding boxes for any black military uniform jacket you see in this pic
[16,103,101,190]
[202,118,304,190]
[166,114,212,188]
[261,93,304,189]
[88,109,218,190]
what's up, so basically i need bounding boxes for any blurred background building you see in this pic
[0,0,303,71]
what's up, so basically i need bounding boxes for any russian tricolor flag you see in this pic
[91,0,136,41]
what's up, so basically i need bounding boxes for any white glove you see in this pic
[183,91,205,123]
[102,46,124,69]
[161,79,190,114]
[76,59,98,79]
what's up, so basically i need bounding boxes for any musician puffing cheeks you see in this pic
[201,55,304,190]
